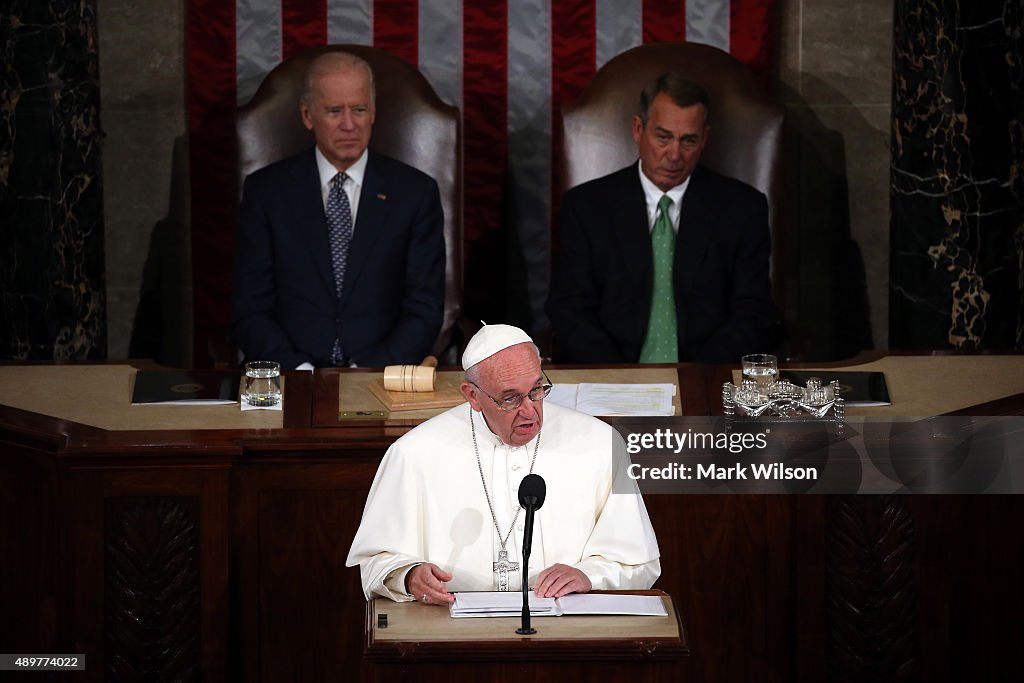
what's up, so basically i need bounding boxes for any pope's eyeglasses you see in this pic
[470,373,553,412]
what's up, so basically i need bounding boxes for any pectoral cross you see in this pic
[493,549,519,591]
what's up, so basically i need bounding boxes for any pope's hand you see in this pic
[533,563,592,598]
[406,563,455,605]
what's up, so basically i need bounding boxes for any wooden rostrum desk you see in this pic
[1,355,1023,681]
[364,589,687,677]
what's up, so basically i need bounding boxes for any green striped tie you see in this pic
[639,194,678,363]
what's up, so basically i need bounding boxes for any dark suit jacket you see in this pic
[547,163,778,363]
[231,148,445,369]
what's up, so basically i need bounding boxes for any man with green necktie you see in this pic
[548,72,778,363]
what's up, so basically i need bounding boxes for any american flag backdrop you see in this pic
[186,0,776,362]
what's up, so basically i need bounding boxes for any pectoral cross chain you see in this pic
[493,549,519,591]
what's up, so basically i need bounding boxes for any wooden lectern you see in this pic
[363,590,689,681]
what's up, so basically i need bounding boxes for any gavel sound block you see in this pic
[367,356,464,412]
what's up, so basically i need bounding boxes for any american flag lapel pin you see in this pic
[377,193,387,201]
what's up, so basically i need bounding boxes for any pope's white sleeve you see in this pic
[573,434,661,590]
[574,556,662,590]
[346,442,426,600]
[573,488,662,590]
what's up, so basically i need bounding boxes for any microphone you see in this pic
[518,473,546,508]
[516,474,546,635]
[518,474,546,557]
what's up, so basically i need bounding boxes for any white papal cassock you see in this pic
[346,401,661,601]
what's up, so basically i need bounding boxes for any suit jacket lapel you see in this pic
[290,149,336,294]
[341,152,390,307]
[614,167,654,296]
[675,165,713,295]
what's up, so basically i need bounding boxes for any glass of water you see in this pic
[741,354,778,391]
[243,360,281,407]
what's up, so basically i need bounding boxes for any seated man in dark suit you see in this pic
[547,72,778,363]
[231,52,445,369]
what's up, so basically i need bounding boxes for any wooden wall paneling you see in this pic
[232,454,382,681]
[68,463,231,682]
[0,441,59,657]
[645,493,794,682]
[105,495,202,680]
[908,495,1024,681]
[797,494,1024,681]
[795,495,827,681]
[824,495,919,682]
[764,494,796,683]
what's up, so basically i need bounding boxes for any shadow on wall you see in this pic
[128,134,193,368]
[504,99,555,352]
[779,78,875,362]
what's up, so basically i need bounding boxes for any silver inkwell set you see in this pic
[723,354,845,422]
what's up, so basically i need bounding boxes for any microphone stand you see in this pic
[516,503,536,635]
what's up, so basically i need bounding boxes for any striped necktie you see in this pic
[326,172,353,365]
[326,172,353,296]
[639,194,678,363]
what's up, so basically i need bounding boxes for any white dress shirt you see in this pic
[637,160,690,233]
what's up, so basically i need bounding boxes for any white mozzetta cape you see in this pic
[346,402,661,601]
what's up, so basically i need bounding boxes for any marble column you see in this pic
[0,0,107,360]
[890,1,1024,350]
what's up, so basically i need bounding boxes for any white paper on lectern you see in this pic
[450,591,557,618]
[574,383,675,416]
[557,593,667,616]
[450,591,668,618]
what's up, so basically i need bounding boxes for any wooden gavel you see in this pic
[382,356,438,392]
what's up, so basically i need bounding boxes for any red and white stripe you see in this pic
[187,0,776,362]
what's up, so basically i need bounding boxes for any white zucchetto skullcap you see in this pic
[461,323,534,370]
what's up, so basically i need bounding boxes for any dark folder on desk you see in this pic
[780,370,891,406]
[132,370,241,405]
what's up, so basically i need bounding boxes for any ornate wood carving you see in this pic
[105,497,200,681]
[826,496,919,682]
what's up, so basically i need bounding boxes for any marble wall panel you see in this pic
[890,0,1024,350]
[94,1,183,110]
[799,2,895,106]
[1,0,108,360]
[777,0,893,359]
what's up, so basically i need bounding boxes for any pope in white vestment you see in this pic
[346,324,661,603]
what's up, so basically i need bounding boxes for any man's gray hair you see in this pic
[300,51,376,107]
[638,72,711,127]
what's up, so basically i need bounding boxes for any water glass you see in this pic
[243,361,281,407]
[741,354,778,391]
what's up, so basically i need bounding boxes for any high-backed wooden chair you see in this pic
[560,42,785,307]
[235,45,463,359]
